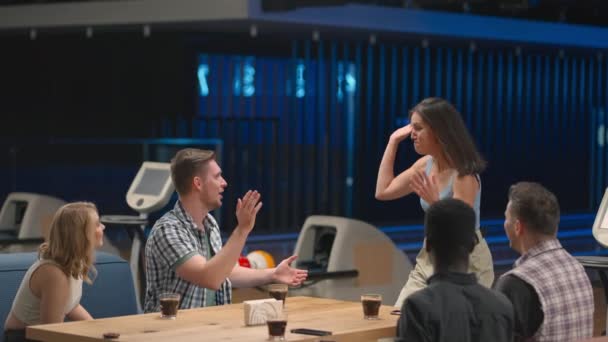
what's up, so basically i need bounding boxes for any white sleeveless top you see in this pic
[11,259,83,325]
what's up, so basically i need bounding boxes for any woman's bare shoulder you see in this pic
[30,262,69,293]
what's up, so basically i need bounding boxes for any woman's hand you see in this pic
[389,124,412,144]
[411,170,440,204]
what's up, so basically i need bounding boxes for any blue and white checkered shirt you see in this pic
[143,200,232,312]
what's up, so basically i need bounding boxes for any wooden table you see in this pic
[27,296,399,342]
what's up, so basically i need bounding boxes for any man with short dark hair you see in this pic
[144,148,308,312]
[495,182,594,341]
[397,198,513,342]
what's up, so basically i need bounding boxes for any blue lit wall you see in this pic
[194,52,357,231]
[191,41,608,231]
[1,31,606,234]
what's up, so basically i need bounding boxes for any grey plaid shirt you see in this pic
[504,239,594,341]
[143,201,232,312]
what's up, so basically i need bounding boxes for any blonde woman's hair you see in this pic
[38,202,98,284]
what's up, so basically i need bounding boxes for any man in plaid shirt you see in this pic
[144,148,308,312]
[495,182,594,342]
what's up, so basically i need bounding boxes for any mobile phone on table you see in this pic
[291,328,332,336]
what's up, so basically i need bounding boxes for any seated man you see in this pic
[495,182,594,341]
[144,148,308,312]
[397,198,513,342]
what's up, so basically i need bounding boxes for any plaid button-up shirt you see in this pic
[143,201,232,313]
[504,239,593,342]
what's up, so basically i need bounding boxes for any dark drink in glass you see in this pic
[268,284,288,307]
[361,294,382,320]
[159,292,181,319]
[267,318,287,341]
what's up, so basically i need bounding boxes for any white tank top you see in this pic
[10,259,83,325]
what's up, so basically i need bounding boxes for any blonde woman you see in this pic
[3,202,105,342]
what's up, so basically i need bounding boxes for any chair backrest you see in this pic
[0,252,37,336]
[0,251,139,338]
[82,252,140,317]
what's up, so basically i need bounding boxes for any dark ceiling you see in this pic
[261,0,608,27]
[1,0,607,28]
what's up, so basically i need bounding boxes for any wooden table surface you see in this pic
[27,296,399,342]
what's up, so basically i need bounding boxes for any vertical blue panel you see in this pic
[219,56,227,145]
[542,56,550,153]
[224,54,233,132]
[277,56,288,229]
[378,44,386,149]
[252,57,260,188]
[592,57,600,210]
[496,51,504,158]
[534,56,541,159]
[579,58,586,184]
[266,59,276,229]
[198,54,209,127]
[562,56,570,156]
[603,58,608,204]
[466,49,474,128]
[475,51,484,141]
[344,42,354,217]
[523,55,532,161]
[303,40,312,216]
[330,41,338,215]
[455,49,463,111]
[599,107,604,208]
[515,52,523,154]
[435,47,443,97]
[601,105,606,207]
[587,59,601,210]
[601,59,606,204]
[506,52,513,148]
[212,55,222,133]
[304,40,313,144]
[446,48,453,103]
[400,47,410,116]
[401,47,409,115]
[289,40,298,225]
[588,57,595,208]
[204,55,213,135]
[570,57,578,157]
[330,42,337,147]
[354,43,362,213]
[412,47,420,105]
[423,45,431,98]
[553,56,560,158]
[317,40,326,214]
[485,52,494,155]
[366,43,373,146]
[224,56,233,148]
[390,46,397,121]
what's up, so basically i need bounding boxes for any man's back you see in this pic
[498,239,594,341]
[397,272,513,342]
